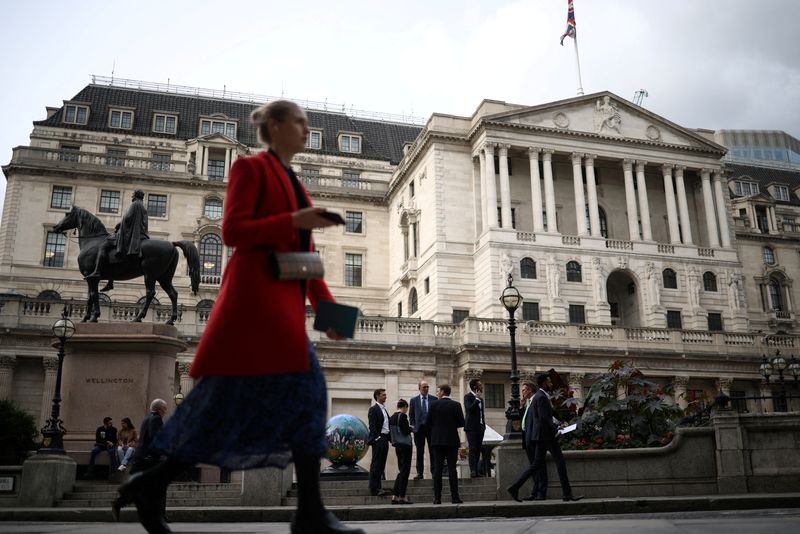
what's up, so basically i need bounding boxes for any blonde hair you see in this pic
[250,100,300,145]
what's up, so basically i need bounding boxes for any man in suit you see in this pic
[408,380,437,479]
[507,374,583,503]
[463,378,486,478]
[520,382,548,500]
[367,388,391,497]
[427,384,465,504]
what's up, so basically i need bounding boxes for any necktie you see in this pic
[421,396,428,420]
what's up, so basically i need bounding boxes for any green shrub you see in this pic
[0,399,39,464]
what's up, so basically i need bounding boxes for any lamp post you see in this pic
[39,306,75,454]
[174,385,184,406]
[760,349,800,412]
[500,273,523,439]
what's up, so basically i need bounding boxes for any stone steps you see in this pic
[60,481,242,508]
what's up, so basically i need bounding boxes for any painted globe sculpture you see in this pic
[325,414,369,466]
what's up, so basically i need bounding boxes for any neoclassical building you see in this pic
[2,79,799,466]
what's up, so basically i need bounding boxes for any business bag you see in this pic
[268,252,324,280]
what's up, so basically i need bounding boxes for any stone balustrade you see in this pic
[11,146,188,175]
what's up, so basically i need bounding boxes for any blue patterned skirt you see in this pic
[152,341,327,470]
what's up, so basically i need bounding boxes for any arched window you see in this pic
[566,261,582,282]
[37,290,61,300]
[584,205,609,238]
[98,293,111,304]
[768,279,783,310]
[200,234,223,277]
[136,296,161,306]
[520,257,537,279]
[663,268,677,289]
[203,197,223,220]
[409,287,418,315]
[197,299,215,322]
[703,272,717,292]
[763,246,776,265]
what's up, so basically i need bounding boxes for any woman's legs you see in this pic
[115,458,192,534]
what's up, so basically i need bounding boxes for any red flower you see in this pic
[616,434,625,442]
[666,431,674,438]
[587,447,594,450]
[580,438,587,444]
[595,437,604,444]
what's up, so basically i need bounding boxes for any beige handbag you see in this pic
[268,252,324,280]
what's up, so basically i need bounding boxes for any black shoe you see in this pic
[402,499,413,505]
[433,498,442,505]
[563,494,584,502]
[534,495,547,501]
[376,489,391,497]
[452,498,463,504]
[391,500,401,505]
[132,492,171,534]
[100,280,114,292]
[291,511,365,534]
[523,495,537,501]
[413,475,423,480]
[507,486,522,502]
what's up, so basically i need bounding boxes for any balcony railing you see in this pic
[10,147,189,175]
[298,173,388,197]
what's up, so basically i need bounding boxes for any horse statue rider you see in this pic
[85,189,149,291]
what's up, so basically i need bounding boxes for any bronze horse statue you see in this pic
[53,206,200,325]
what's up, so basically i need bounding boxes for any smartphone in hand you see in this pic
[319,211,346,225]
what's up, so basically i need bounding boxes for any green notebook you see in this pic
[313,300,359,339]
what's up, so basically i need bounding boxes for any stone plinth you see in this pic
[18,454,76,506]
[59,323,187,449]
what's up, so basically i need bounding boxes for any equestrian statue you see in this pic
[52,190,200,325]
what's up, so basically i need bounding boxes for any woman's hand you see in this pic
[326,328,345,341]
[292,207,339,230]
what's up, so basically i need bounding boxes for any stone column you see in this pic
[568,373,585,404]
[635,161,653,240]
[484,144,498,228]
[0,355,17,400]
[674,166,693,245]
[759,380,774,413]
[701,169,720,247]
[39,357,59,427]
[200,146,208,177]
[585,155,601,237]
[673,375,690,409]
[498,145,512,229]
[622,159,640,240]
[177,361,194,397]
[478,152,487,232]
[662,164,681,244]
[385,369,399,410]
[713,171,732,248]
[542,150,558,233]
[223,148,231,179]
[571,153,588,236]
[529,148,544,232]
[768,207,778,233]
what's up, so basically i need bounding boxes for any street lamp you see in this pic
[174,385,184,406]
[760,350,800,412]
[500,273,523,439]
[39,306,75,454]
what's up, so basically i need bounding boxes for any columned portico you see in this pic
[528,148,544,232]
[662,164,681,244]
[571,153,588,236]
[498,145,512,228]
[585,155,601,237]
[674,166,693,245]
[622,159,640,240]
[484,144,498,229]
[701,168,720,247]
[0,355,16,400]
[542,150,558,233]
[713,170,731,248]
[635,161,653,240]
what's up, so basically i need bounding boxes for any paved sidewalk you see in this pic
[1,509,800,533]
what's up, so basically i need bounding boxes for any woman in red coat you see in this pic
[113,101,364,534]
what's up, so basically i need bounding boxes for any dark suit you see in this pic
[463,391,486,475]
[132,410,166,517]
[409,393,437,477]
[427,396,465,502]
[521,397,548,498]
[367,402,391,495]
[389,412,412,498]
[510,389,573,498]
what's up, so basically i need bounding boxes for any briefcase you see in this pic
[268,252,325,281]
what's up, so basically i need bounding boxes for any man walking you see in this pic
[367,389,391,497]
[520,382,548,500]
[463,378,486,477]
[427,384,465,504]
[408,380,437,479]
[507,374,583,503]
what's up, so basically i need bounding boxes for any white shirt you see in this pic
[379,402,390,434]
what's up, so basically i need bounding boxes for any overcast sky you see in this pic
[1,0,798,218]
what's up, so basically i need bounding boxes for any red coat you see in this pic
[189,151,334,378]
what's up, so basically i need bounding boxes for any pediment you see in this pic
[484,91,725,153]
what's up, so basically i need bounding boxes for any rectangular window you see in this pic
[707,312,723,332]
[43,231,66,267]
[345,211,363,233]
[666,310,683,329]
[345,253,363,287]
[301,167,320,186]
[484,384,505,409]
[409,180,415,198]
[729,390,747,413]
[109,109,133,129]
[424,277,430,294]
[63,104,88,125]
[783,216,797,232]
[339,134,362,154]
[775,185,790,201]
[452,309,469,323]
[151,153,171,172]
[342,171,361,188]
[306,130,322,149]
[99,190,121,214]
[153,114,177,134]
[568,304,586,324]
[522,302,540,321]
[397,302,402,317]
[106,148,126,167]
[59,144,80,162]
[207,159,225,181]
[147,193,168,218]
[199,119,237,138]
[225,124,236,139]
[50,185,72,209]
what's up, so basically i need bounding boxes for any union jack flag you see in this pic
[560,0,577,45]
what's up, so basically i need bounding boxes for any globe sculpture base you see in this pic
[324,414,370,481]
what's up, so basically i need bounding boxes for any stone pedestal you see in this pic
[59,323,187,449]
[712,412,748,494]
[493,438,527,500]
[18,454,77,506]
[240,464,293,506]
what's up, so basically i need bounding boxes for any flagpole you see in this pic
[572,35,584,96]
